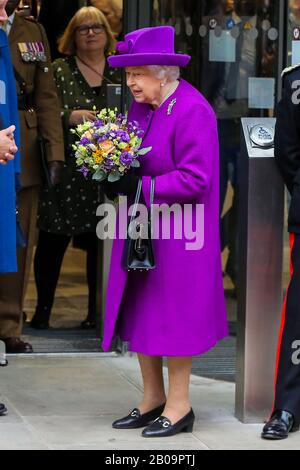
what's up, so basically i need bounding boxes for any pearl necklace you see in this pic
[159,81,179,107]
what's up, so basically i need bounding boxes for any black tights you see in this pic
[34,230,98,317]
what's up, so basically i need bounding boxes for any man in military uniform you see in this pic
[261,64,300,440]
[0,0,64,353]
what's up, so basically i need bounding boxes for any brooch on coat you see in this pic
[167,98,177,116]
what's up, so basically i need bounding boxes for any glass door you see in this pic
[149,0,282,380]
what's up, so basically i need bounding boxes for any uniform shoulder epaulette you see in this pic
[281,63,300,78]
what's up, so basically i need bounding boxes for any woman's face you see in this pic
[125,67,162,105]
[0,0,8,24]
[75,18,108,54]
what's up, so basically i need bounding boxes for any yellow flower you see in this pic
[92,149,104,164]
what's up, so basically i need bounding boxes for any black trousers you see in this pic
[34,230,98,317]
[274,233,300,422]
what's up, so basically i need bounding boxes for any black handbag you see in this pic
[122,177,156,272]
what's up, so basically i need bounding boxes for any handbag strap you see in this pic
[130,177,155,226]
[149,177,155,233]
[130,178,143,224]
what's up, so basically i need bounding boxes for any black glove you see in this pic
[48,161,64,186]
[101,172,139,201]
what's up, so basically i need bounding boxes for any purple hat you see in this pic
[108,26,191,68]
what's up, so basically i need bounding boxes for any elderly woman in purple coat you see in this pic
[101,26,228,438]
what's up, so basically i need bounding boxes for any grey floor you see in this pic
[0,354,300,450]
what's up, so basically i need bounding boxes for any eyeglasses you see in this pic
[76,24,105,36]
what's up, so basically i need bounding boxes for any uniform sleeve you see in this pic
[33,23,64,163]
[274,74,300,193]
[142,103,216,205]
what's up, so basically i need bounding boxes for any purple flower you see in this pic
[98,134,109,143]
[78,166,89,178]
[115,130,130,143]
[120,152,134,165]
[103,158,115,168]
[80,137,90,146]
[94,119,104,128]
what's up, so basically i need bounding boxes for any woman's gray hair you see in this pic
[147,65,180,82]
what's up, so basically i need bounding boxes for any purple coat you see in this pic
[102,79,228,356]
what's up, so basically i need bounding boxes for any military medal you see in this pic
[27,42,36,61]
[18,42,47,62]
[37,42,47,62]
[31,41,40,61]
[18,43,31,62]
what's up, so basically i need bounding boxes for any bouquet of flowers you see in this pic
[71,108,151,182]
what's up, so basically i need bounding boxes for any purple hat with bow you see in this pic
[108,26,191,68]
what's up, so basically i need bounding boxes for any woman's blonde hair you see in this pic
[58,6,116,56]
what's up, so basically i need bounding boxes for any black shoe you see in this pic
[112,403,165,429]
[262,410,299,440]
[2,337,33,354]
[0,403,7,416]
[30,307,50,330]
[142,408,195,438]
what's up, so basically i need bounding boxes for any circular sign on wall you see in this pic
[209,18,217,29]
[293,27,300,40]
[250,125,275,148]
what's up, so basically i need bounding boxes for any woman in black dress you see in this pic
[31,6,119,330]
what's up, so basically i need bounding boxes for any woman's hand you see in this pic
[69,110,97,126]
[0,126,18,165]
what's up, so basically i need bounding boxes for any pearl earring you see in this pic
[161,82,166,87]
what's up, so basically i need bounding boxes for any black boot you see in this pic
[262,410,299,440]
[30,306,51,330]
